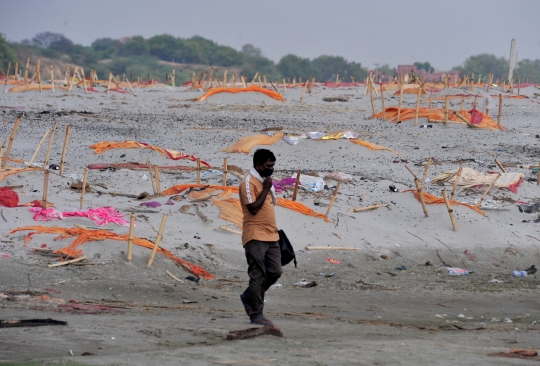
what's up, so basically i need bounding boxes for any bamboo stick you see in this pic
[59,125,71,176]
[2,62,9,93]
[38,69,42,93]
[147,214,168,267]
[497,94,502,129]
[241,76,247,88]
[80,167,89,210]
[166,270,184,283]
[43,122,57,169]
[414,86,421,126]
[442,190,457,231]
[397,83,404,122]
[292,170,301,201]
[196,158,201,184]
[405,165,429,217]
[50,65,54,93]
[282,78,286,94]
[2,117,21,167]
[24,56,30,85]
[223,70,227,87]
[325,183,341,217]
[250,72,259,86]
[369,74,376,116]
[263,74,267,89]
[107,72,112,94]
[421,157,432,190]
[219,225,242,235]
[42,170,49,208]
[127,213,135,261]
[147,161,156,194]
[48,256,87,268]
[348,203,388,212]
[475,173,501,208]
[222,158,228,186]
[494,159,507,173]
[0,137,8,161]
[68,67,78,94]
[27,129,51,167]
[81,68,87,94]
[154,166,161,193]
[124,76,136,96]
[450,167,463,200]
[428,87,434,109]
[444,96,449,125]
[460,95,464,110]
[380,84,385,119]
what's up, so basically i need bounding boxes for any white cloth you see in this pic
[249,167,276,205]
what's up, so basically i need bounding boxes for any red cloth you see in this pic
[0,187,19,207]
[469,108,483,124]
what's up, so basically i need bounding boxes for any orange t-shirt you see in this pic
[239,174,279,246]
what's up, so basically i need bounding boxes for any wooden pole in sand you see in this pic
[460,95,464,110]
[223,70,227,87]
[42,170,49,208]
[442,190,457,231]
[450,166,463,200]
[444,96,449,125]
[24,56,30,85]
[50,65,54,94]
[263,74,267,89]
[59,125,71,176]
[127,213,135,262]
[241,76,247,88]
[428,87,434,109]
[421,158,432,191]
[37,69,42,93]
[222,158,228,186]
[369,74,376,116]
[282,79,286,95]
[414,86,421,126]
[300,78,309,103]
[325,183,341,217]
[475,173,501,208]
[292,170,301,201]
[147,161,156,194]
[405,165,429,217]
[397,83,404,122]
[154,166,161,194]
[380,85,386,120]
[28,129,51,167]
[2,62,10,93]
[494,159,507,173]
[107,73,112,94]
[147,214,168,267]
[196,158,201,184]
[79,167,89,209]
[124,76,137,96]
[43,122,58,169]
[80,68,88,94]
[2,116,21,167]
[497,94,503,129]
[68,67,78,94]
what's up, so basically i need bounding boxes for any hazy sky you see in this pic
[1,0,539,71]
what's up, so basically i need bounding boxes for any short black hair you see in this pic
[253,149,276,167]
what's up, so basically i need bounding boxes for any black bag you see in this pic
[278,229,297,268]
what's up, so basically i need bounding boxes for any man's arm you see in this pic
[246,177,272,215]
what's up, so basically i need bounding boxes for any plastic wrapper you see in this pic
[307,132,326,140]
[292,174,324,192]
[283,136,301,145]
[323,172,353,183]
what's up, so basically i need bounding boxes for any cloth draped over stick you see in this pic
[431,168,524,194]
[349,139,401,156]
[10,226,215,279]
[29,206,131,226]
[405,190,487,217]
[194,85,285,102]
[221,134,283,154]
[0,167,41,182]
[89,141,210,167]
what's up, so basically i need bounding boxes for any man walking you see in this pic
[239,149,282,325]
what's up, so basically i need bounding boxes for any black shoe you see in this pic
[240,294,252,317]
[525,265,537,275]
[250,315,273,326]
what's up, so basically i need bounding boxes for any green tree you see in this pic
[277,54,320,80]
[91,37,119,59]
[515,59,540,83]
[461,54,508,80]
[148,34,183,61]
[311,55,367,82]
[378,64,395,76]
[241,44,262,58]
[414,61,435,73]
[0,34,18,71]
[121,36,149,56]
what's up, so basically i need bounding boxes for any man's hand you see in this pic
[262,176,273,190]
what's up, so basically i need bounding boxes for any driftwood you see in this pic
[0,318,68,328]
[323,96,349,102]
[226,325,283,340]
[348,203,388,212]
[48,256,87,268]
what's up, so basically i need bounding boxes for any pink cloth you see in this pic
[29,206,131,226]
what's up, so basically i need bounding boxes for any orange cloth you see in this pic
[89,141,210,166]
[10,226,214,279]
[0,167,41,182]
[195,85,285,102]
[406,190,487,217]
[349,139,401,156]
[212,198,243,230]
[160,184,238,196]
[239,175,279,246]
[8,84,68,93]
[277,198,331,222]
[428,109,503,130]
[221,134,283,154]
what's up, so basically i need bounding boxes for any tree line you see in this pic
[0,32,539,84]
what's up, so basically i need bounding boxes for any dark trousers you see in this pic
[242,240,282,319]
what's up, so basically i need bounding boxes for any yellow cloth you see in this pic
[221,134,283,154]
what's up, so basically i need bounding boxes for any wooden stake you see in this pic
[442,190,457,231]
[59,125,71,175]
[147,214,168,267]
[48,256,87,268]
[292,170,301,201]
[2,116,21,167]
[325,183,341,217]
[450,167,463,200]
[222,158,228,186]
[50,65,54,93]
[28,129,51,167]
[494,159,507,173]
[42,170,49,208]
[80,167,89,210]
[127,213,135,261]
[497,94,503,129]
[196,158,201,184]
[444,96,449,125]
[475,173,501,208]
[223,70,227,87]
[2,62,9,93]
[81,68,87,94]
[43,122,58,169]
[421,157,432,190]
[460,95,464,110]
[147,161,156,194]
[397,83,404,122]
[68,67,78,94]
[428,87,434,109]
[300,79,308,103]
[369,74,376,116]
[154,166,161,193]
[124,76,137,96]
[107,72,112,94]
[348,203,388,212]
[405,165,428,217]
[24,56,30,85]
[380,85,386,120]
[282,78,286,94]
[414,86,421,126]
[241,76,247,88]
[37,70,42,93]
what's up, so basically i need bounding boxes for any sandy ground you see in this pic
[1,82,540,365]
